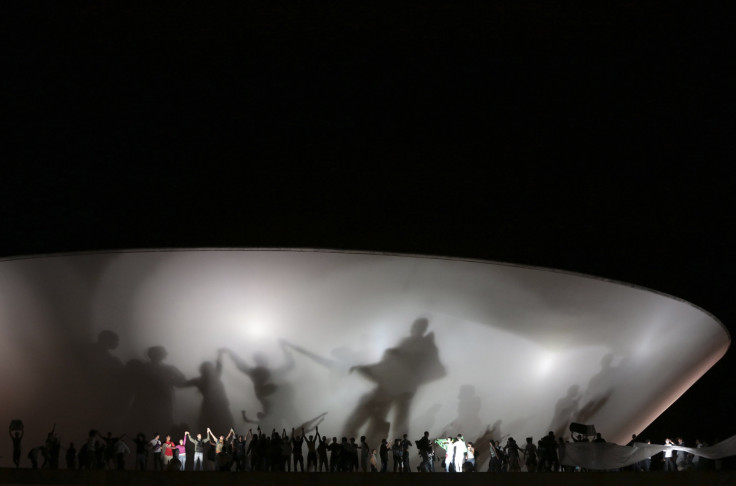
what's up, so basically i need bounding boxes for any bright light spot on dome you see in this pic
[537,352,556,376]
[245,321,267,338]
[234,309,278,340]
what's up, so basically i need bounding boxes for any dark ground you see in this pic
[2,468,736,486]
[1,1,734,452]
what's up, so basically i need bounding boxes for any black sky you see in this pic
[2,2,734,445]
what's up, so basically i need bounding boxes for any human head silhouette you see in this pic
[147,346,167,364]
[199,361,215,375]
[97,330,119,350]
[410,318,429,337]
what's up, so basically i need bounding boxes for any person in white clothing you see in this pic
[663,438,676,471]
[453,434,467,473]
[434,437,454,472]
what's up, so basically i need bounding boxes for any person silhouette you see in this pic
[222,341,301,428]
[578,354,621,424]
[343,318,446,440]
[182,349,234,434]
[65,442,76,470]
[441,385,483,455]
[125,345,186,433]
[78,331,126,430]
[547,384,582,438]
[9,421,24,468]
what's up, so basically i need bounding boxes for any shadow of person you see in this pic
[547,384,582,438]
[182,350,234,434]
[78,330,126,430]
[439,384,490,470]
[442,385,482,437]
[577,354,621,425]
[223,341,306,429]
[125,345,187,433]
[342,317,446,441]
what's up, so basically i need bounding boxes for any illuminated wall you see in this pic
[0,250,729,463]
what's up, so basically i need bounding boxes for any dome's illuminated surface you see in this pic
[0,250,729,457]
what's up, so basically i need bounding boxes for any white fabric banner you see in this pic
[560,435,736,470]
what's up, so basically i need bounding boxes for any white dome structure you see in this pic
[0,249,729,456]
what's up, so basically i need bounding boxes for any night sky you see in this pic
[2,2,734,447]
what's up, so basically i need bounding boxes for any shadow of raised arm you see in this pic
[282,339,340,370]
[221,348,252,374]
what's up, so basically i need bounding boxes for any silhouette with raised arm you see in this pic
[223,341,308,428]
[182,349,234,433]
[222,345,288,419]
[9,420,24,468]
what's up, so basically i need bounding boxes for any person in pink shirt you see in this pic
[176,434,188,471]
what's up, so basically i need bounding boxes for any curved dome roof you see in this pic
[0,249,728,449]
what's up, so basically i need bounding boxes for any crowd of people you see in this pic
[7,421,721,473]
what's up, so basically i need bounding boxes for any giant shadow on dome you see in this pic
[124,345,187,434]
[181,349,234,435]
[221,341,326,431]
[341,317,447,440]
